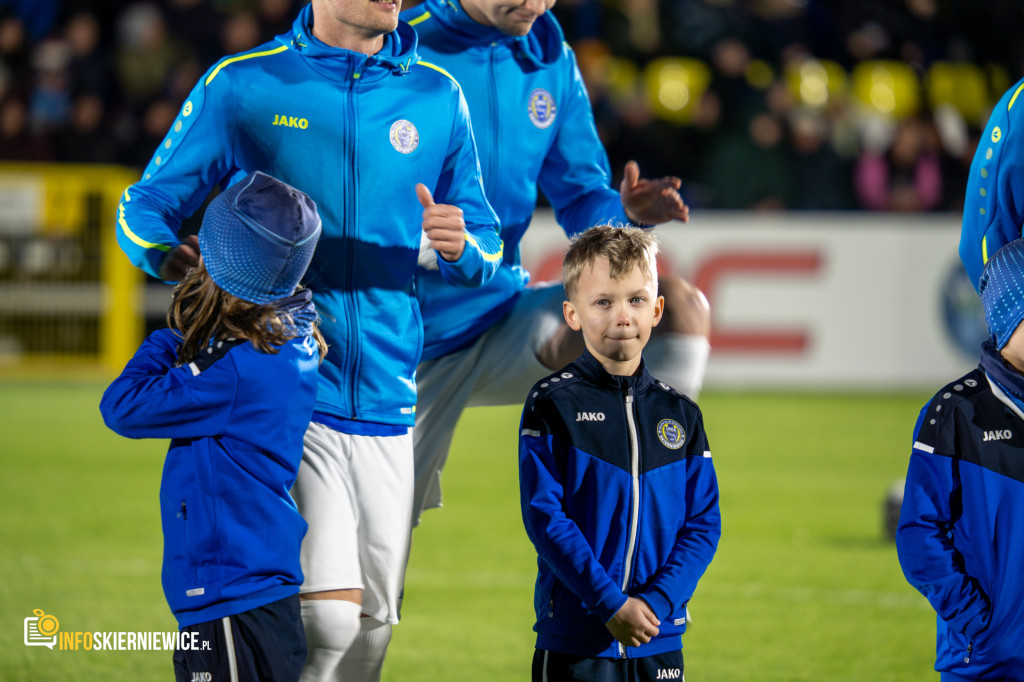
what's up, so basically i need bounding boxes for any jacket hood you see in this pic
[283,4,419,77]
[422,0,564,70]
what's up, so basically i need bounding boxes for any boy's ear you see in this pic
[651,295,665,328]
[563,300,582,331]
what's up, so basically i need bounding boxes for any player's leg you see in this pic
[643,275,711,400]
[412,348,488,525]
[337,430,413,681]
[292,423,364,681]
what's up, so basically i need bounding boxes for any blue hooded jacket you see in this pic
[403,0,632,360]
[101,327,320,627]
[115,5,502,428]
[897,342,1024,679]
[960,77,1024,290]
[519,351,720,658]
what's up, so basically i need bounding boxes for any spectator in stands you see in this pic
[854,115,943,212]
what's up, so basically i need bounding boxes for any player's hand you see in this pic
[417,183,465,262]
[620,160,689,225]
[158,234,200,281]
[605,596,660,648]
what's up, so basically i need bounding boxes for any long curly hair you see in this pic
[167,261,327,365]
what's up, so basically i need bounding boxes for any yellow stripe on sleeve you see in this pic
[117,190,171,252]
[205,45,289,86]
[465,232,504,263]
[417,60,463,90]
[982,235,989,264]
[407,11,431,26]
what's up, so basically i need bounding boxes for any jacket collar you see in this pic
[980,338,1024,418]
[286,4,419,81]
[573,348,653,393]
[422,0,564,70]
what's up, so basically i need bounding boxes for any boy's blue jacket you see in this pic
[100,328,321,628]
[896,345,1024,678]
[115,5,502,427]
[403,0,632,360]
[519,351,720,658]
[960,76,1024,290]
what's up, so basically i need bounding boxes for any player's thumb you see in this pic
[621,160,640,192]
[416,183,435,208]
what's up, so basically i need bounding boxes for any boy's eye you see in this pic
[595,299,610,307]
[631,297,645,305]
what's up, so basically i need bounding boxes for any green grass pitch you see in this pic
[0,381,937,681]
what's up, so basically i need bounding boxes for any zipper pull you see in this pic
[964,641,972,664]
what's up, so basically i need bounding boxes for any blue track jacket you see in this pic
[115,6,502,427]
[960,77,1024,290]
[100,328,321,628]
[897,345,1024,678]
[519,351,720,658]
[403,0,632,360]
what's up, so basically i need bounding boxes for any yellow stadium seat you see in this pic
[851,60,921,119]
[642,57,711,125]
[927,61,990,125]
[784,58,848,111]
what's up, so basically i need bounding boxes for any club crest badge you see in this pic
[528,89,557,129]
[390,119,419,154]
[657,419,685,450]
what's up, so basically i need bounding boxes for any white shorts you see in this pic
[292,421,413,625]
[413,283,566,523]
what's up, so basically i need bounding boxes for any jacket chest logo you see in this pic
[272,114,309,129]
[576,411,605,422]
[657,419,685,449]
[390,119,419,153]
[528,88,557,129]
[983,429,1012,441]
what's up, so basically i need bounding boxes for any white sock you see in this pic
[644,334,711,400]
[337,617,392,682]
[299,599,362,682]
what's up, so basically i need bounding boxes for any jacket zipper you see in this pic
[344,59,362,416]
[620,387,641,658]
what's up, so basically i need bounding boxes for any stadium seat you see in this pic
[642,57,711,125]
[851,60,921,119]
[784,57,848,111]
[927,61,990,126]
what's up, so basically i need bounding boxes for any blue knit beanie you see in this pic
[198,171,321,304]
[980,238,1024,349]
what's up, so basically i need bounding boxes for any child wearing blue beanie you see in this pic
[101,171,326,682]
[896,238,1024,681]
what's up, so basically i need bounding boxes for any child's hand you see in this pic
[605,596,660,647]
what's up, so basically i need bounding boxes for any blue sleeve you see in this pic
[116,61,238,279]
[432,87,503,288]
[895,405,992,640]
[638,418,721,620]
[537,49,632,237]
[960,77,1024,290]
[519,397,628,623]
[99,328,237,440]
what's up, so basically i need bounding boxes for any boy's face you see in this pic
[563,255,663,376]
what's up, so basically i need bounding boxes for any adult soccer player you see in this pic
[402,0,711,523]
[960,75,1024,290]
[114,1,503,679]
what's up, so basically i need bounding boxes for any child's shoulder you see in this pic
[525,365,586,407]
[915,367,990,443]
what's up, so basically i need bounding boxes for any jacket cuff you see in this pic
[594,589,628,624]
[637,589,672,622]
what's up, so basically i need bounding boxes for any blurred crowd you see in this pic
[1,0,1023,212]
